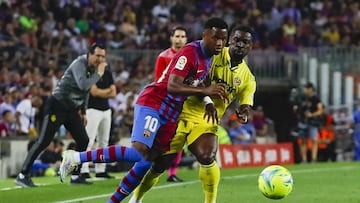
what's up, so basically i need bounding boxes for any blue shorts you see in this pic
[131,104,177,152]
[299,124,319,141]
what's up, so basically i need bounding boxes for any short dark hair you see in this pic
[230,25,255,37]
[88,43,105,54]
[204,17,228,30]
[170,26,187,36]
[2,110,10,117]
[304,82,315,89]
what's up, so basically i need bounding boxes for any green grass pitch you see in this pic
[1,162,359,203]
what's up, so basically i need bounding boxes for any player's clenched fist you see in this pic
[236,104,251,123]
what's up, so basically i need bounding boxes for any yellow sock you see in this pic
[199,161,220,203]
[133,167,162,201]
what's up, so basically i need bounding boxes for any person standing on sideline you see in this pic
[154,26,187,182]
[129,25,256,203]
[300,82,324,163]
[59,17,228,203]
[81,67,116,179]
[15,43,107,187]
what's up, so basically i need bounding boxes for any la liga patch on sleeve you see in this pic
[175,56,187,70]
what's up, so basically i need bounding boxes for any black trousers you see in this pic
[21,96,89,175]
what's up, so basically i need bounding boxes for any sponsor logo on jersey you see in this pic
[175,56,187,70]
[100,154,105,162]
[144,130,151,137]
[234,77,242,86]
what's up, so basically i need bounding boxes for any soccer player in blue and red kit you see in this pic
[59,17,228,203]
[154,26,188,182]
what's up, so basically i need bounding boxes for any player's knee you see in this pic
[152,163,166,173]
[132,142,150,159]
[196,153,216,165]
[152,155,175,173]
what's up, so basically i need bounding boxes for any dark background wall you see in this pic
[254,84,302,163]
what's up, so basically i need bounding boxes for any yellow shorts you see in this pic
[165,119,218,154]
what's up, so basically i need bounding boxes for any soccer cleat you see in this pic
[95,172,115,179]
[81,173,91,179]
[15,173,37,188]
[59,150,79,183]
[70,174,93,185]
[128,195,142,203]
[166,175,184,183]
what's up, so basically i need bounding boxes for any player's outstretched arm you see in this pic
[167,74,227,98]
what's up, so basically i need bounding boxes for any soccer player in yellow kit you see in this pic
[129,25,256,203]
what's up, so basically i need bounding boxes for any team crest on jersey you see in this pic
[144,130,151,137]
[234,77,242,86]
[175,56,187,70]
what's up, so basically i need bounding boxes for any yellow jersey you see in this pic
[179,47,256,122]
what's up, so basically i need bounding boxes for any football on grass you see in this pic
[258,165,293,199]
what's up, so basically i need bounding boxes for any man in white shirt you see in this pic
[15,96,42,136]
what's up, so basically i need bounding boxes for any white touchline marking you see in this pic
[52,165,357,203]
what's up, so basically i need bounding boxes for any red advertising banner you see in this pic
[218,143,294,168]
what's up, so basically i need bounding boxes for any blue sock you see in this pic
[108,160,152,203]
[79,145,143,163]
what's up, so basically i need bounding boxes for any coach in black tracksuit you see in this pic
[15,44,107,187]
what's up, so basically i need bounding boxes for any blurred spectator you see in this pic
[282,0,301,25]
[69,33,88,54]
[66,141,77,150]
[282,16,297,36]
[31,139,61,177]
[228,115,256,145]
[0,110,14,137]
[53,138,64,162]
[0,93,16,117]
[121,106,134,138]
[252,106,269,144]
[353,105,360,161]
[18,5,38,32]
[15,95,43,136]
[317,108,336,162]
[170,0,187,23]
[38,139,62,167]
[120,16,138,36]
[152,0,170,25]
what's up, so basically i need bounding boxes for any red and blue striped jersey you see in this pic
[136,40,212,122]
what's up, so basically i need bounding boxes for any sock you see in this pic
[168,151,182,176]
[70,175,79,180]
[134,167,163,201]
[79,145,142,163]
[108,160,152,203]
[199,161,220,203]
[18,173,25,179]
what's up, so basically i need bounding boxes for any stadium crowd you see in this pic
[0,0,360,165]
